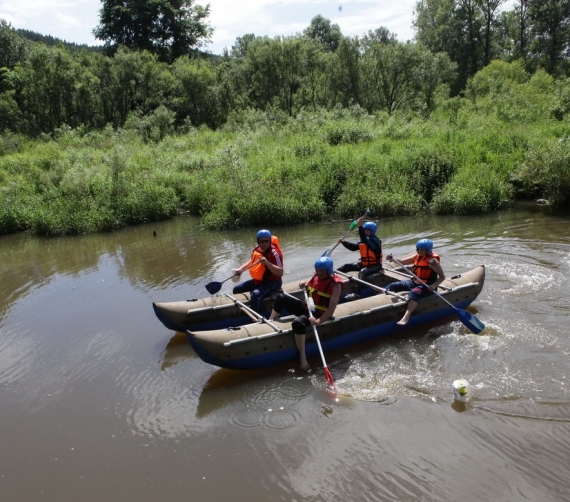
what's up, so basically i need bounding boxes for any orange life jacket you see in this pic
[358,242,382,267]
[249,236,282,282]
[306,273,343,317]
[412,252,441,285]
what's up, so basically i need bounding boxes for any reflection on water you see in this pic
[2,209,570,501]
[158,332,196,371]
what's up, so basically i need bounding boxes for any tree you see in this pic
[93,0,213,62]
[495,1,531,62]
[236,36,306,115]
[528,0,570,75]
[170,56,219,126]
[19,44,101,134]
[303,15,342,52]
[515,0,530,58]
[231,34,256,58]
[299,38,327,111]
[328,37,361,107]
[474,0,507,65]
[361,27,398,51]
[0,19,30,69]
[361,42,453,114]
[414,0,484,94]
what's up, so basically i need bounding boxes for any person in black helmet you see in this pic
[269,256,342,370]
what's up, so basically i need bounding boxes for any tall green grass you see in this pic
[0,107,568,236]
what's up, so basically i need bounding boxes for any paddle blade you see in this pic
[205,281,222,295]
[455,308,485,334]
[322,249,331,257]
[324,366,336,389]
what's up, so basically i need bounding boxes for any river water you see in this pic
[1,208,569,501]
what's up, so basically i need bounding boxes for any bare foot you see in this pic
[396,318,409,326]
[300,360,310,370]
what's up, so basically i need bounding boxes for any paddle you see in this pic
[205,260,261,295]
[303,288,336,392]
[223,293,282,332]
[322,209,371,258]
[333,270,408,301]
[390,257,485,334]
[386,266,452,291]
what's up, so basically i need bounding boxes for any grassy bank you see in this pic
[1,107,569,236]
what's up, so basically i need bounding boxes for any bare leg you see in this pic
[268,309,280,321]
[397,300,418,326]
[295,334,310,370]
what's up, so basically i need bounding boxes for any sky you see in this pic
[0,0,420,54]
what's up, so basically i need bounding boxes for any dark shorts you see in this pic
[385,279,433,302]
[272,293,312,335]
[233,279,282,314]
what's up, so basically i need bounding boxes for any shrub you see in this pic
[322,121,373,145]
[513,137,570,206]
[431,167,512,214]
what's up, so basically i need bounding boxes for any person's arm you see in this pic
[386,253,415,265]
[427,259,445,291]
[311,283,342,325]
[260,258,283,277]
[234,254,255,276]
[366,235,381,252]
[259,249,284,277]
[358,224,367,243]
[339,239,359,251]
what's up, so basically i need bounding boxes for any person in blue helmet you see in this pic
[385,238,445,326]
[337,216,383,300]
[233,229,284,314]
[269,256,343,370]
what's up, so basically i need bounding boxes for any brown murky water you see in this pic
[1,208,570,501]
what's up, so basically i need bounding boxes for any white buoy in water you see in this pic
[452,379,471,402]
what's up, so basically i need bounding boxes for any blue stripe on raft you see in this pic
[188,299,476,370]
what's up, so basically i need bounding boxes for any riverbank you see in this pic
[1,108,568,236]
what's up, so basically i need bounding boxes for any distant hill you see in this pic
[15,28,104,53]
[13,28,224,60]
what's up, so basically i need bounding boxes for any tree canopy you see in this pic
[303,15,342,52]
[93,0,213,62]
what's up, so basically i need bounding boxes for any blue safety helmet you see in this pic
[314,256,334,275]
[416,238,433,253]
[363,221,377,235]
[256,229,272,243]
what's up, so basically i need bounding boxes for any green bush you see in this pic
[322,121,373,146]
[431,167,512,214]
[513,137,570,206]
